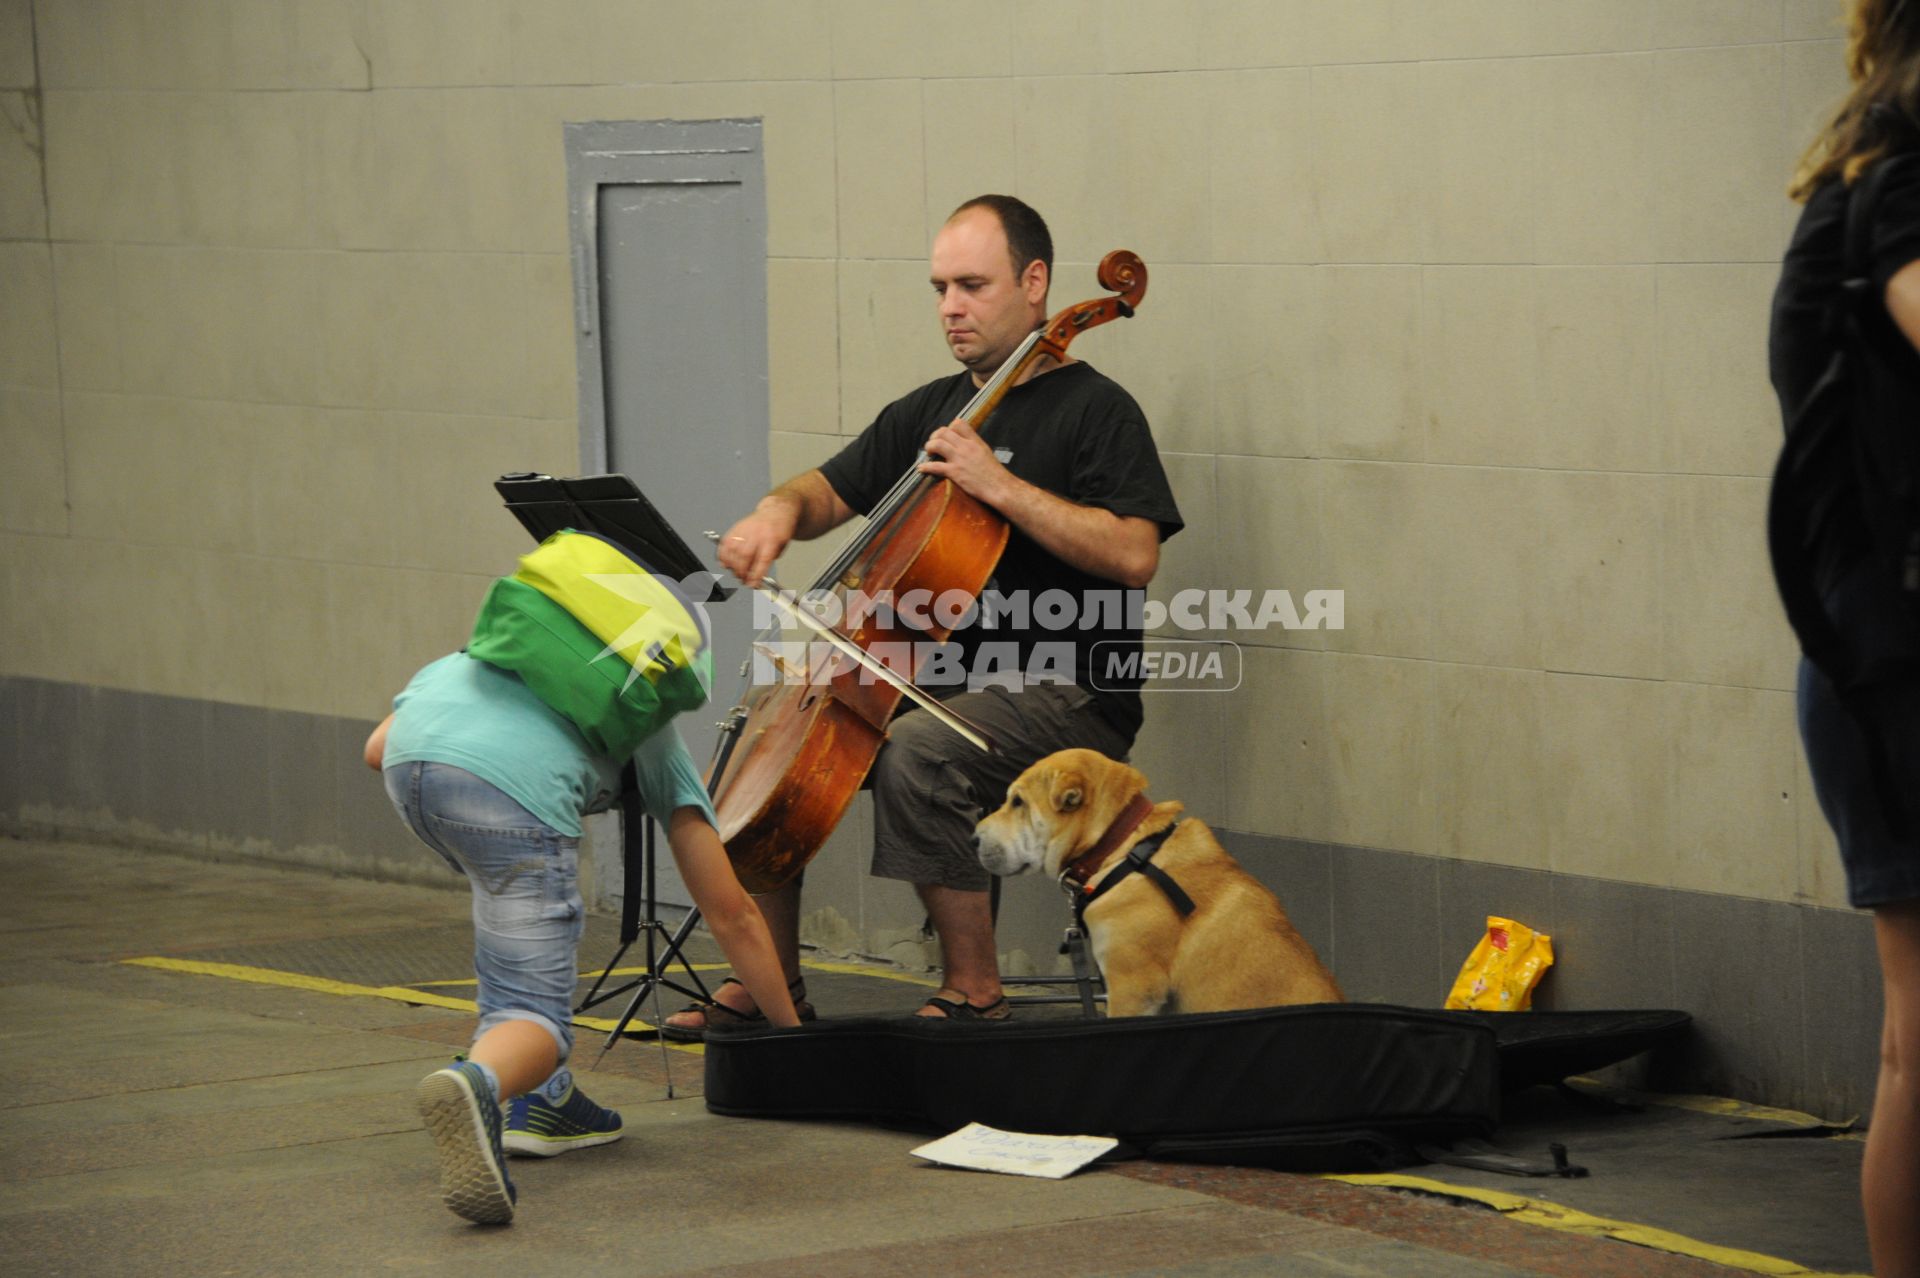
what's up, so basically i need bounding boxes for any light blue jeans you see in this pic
[383,760,582,1062]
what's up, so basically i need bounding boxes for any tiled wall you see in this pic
[0,2,1882,1109]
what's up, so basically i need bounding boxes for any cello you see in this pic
[710,250,1149,892]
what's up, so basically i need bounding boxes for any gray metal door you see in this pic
[566,119,770,904]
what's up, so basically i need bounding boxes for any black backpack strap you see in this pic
[1768,161,1909,696]
[1846,153,1920,597]
[1842,151,1909,285]
[1815,155,1920,834]
[1768,396,1858,690]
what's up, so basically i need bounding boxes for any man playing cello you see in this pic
[664,195,1182,1031]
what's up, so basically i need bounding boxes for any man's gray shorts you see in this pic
[869,682,1132,893]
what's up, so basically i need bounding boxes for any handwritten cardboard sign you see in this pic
[910,1122,1119,1180]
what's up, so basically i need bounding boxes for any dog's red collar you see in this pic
[1058,793,1157,892]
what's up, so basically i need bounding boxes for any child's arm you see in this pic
[663,808,800,1028]
[363,713,395,771]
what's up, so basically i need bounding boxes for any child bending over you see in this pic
[364,652,798,1225]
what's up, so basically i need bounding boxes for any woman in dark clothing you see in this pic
[1773,2,1920,1271]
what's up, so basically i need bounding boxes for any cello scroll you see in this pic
[1034,250,1148,363]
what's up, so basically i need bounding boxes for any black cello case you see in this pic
[703,1003,1690,1172]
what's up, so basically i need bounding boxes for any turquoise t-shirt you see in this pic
[383,653,716,837]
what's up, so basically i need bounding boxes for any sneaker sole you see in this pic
[416,1070,514,1225]
[502,1128,623,1158]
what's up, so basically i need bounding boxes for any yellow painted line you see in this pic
[1652,1094,1837,1124]
[1631,1093,1858,1130]
[400,955,939,992]
[124,957,484,1011]
[128,948,951,1049]
[411,961,735,988]
[1566,1077,1856,1131]
[1324,1173,1866,1277]
[411,956,937,994]
[121,957,704,1054]
[797,957,940,987]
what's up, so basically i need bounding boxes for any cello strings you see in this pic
[809,327,1045,593]
[719,325,1053,715]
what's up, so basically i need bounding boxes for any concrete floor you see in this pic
[0,836,1873,1276]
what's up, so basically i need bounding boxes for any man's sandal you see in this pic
[919,993,1012,1021]
[659,976,812,1043]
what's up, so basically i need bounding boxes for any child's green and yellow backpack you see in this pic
[467,530,712,758]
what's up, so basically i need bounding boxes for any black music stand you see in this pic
[492,472,737,1050]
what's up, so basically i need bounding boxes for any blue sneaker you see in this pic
[415,1061,516,1224]
[503,1081,624,1157]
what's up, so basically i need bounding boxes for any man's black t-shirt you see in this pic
[817,361,1183,740]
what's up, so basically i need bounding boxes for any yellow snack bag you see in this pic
[1445,916,1554,1011]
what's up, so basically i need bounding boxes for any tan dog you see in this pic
[975,748,1342,1017]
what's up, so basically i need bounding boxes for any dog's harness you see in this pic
[1058,794,1195,931]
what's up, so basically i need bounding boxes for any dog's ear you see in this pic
[1050,769,1085,813]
